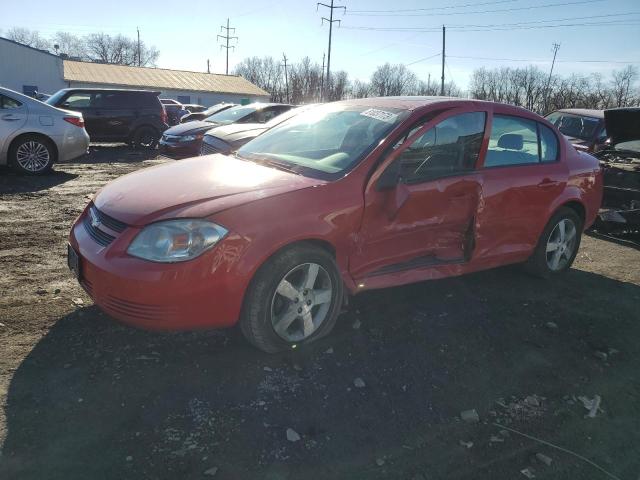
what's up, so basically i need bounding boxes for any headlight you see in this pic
[127,220,228,263]
[179,134,202,142]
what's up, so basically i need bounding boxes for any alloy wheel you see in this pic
[16,141,50,172]
[270,263,333,342]
[546,218,577,271]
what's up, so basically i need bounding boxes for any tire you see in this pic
[132,126,159,149]
[525,207,583,278]
[240,243,344,353]
[9,135,55,175]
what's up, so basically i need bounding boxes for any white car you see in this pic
[0,86,89,174]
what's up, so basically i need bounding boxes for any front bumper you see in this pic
[68,208,248,330]
[159,137,202,158]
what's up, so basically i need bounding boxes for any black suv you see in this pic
[47,88,168,147]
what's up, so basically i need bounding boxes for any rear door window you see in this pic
[484,115,539,167]
[539,124,559,162]
[0,94,22,109]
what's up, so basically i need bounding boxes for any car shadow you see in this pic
[2,267,640,480]
[0,167,78,194]
[73,144,165,164]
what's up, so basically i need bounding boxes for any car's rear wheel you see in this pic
[132,126,159,149]
[525,207,582,278]
[10,135,55,175]
[240,244,344,353]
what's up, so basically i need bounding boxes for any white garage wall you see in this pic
[0,39,66,95]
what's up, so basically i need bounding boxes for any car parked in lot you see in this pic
[160,103,293,158]
[0,86,89,174]
[545,108,608,153]
[179,103,235,124]
[182,104,206,113]
[47,88,168,148]
[200,104,315,156]
[68,97,602,352]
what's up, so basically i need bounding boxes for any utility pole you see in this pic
[207,59,210,74]
[440,25,446,96]
[544,43,561,114]
[217,18,238,75]
[282,53,290,103]
[320,52,325,101]
[137,27,141,67]
[317,1,346,101]
[427,73,431,93]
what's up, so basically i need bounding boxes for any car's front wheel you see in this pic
[240,244,344,353]
[525,207,582,278]
[10,135,55,175]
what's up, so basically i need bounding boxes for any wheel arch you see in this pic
[560,200,586,227]
[8,132,59,165]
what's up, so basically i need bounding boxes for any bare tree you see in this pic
[611,66,638,107]
[84,33,158,66]
[51,32,87,58]
[370,63,418,97]
[5,27,50,50]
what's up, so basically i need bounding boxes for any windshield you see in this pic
[545,112,601,141]
[45,90,67,106]
[237,103,407,178]
[205,105,258,124]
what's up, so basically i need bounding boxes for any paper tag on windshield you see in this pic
[360,108,398,123]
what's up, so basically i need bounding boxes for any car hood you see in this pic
[94,154,325,226]
[604,108,640,145]
[163,120,217,136]
[207,123,267,143]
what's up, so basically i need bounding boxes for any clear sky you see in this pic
[1,0,638,89]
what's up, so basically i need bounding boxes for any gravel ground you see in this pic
[1,146,639,480]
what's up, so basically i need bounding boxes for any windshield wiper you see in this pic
[263,159,301,175]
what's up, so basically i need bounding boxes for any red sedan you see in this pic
[68,97,603,352]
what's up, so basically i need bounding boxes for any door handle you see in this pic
[1,114,20,121]
[538,178,559,188]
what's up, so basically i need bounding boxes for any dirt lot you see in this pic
[1,147,639,480]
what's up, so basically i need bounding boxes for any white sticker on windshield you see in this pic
[360,108,398,123]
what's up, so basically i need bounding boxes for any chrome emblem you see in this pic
[90,209,101,229]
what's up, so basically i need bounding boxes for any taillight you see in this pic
[161,106,168,124]
[64,116,85,128]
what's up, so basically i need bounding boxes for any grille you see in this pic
[82,205,128,247]
[91,206,127,233]
[200,142,219,156]
[103,296,179,321]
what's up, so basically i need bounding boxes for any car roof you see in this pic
[331,96,529,112]
[555,108,604,119]
[240,102,294,109]
[57,87,161,95]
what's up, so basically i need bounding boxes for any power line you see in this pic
[350,0,518,13]
[317,0,346,101]
[346,0,605,17]
[448,55,638,64]
[342,19,640,33]
[405,52,441,66]
[217,18,238,75]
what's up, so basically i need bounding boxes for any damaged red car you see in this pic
[68,98,603,352]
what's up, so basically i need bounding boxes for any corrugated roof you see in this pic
[63,60,269,97]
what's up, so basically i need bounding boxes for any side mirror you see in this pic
[376,160,401,191]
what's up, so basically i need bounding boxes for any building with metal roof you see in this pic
[0,36,269,106]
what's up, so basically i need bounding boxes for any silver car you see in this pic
[0,86,89,174]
